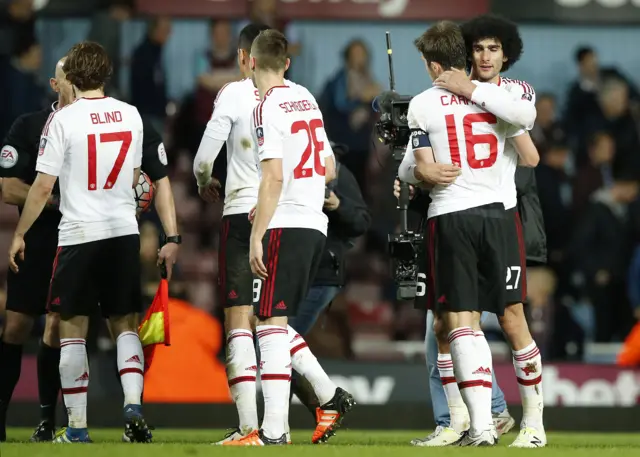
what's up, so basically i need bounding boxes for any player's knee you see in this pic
[43,312,61,348]
[499,304,528,337]
[2,311,35,345]
[107,314,138,336]
[433,315,449,346]
[224,305,253,332]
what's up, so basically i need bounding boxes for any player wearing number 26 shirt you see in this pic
[239,29,336,446]
[8,41,152,444]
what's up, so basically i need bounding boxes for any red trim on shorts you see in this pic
[218,218,230,306]
[427,219,437,310]
[260,229,282,317]
[46,247,63,312]
[514,211,527,302]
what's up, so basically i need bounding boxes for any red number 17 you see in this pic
[292,119,326,179]
[87,131,132,191]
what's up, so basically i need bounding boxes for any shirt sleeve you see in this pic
[398,145,420,185]
[204,83,236,141]
[471,82,537,131]
[407,98,432,151]
[35,114,65,177]
[141,117,168,181]
[0,115,32,179]
[254,103,284,161]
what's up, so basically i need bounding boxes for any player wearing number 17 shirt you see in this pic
[7,42,151,444]
[397,22,536,447]
[224,29,336,446]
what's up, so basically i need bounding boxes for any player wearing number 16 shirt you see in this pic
[7,42,151,444]
[224,29,336,446]
[397,22,536,447]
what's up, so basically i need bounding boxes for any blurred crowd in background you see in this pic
[1,0,640,364]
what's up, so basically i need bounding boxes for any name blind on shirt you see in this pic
[91,111,123,125]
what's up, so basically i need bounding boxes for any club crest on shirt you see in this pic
[0,145,18,168]
[521,93,533,101]
[157,142,168,166]
[256,127,264,147]
[38,137,47,156]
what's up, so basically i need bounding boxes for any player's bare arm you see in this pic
[1,177,59,209]
[250,157,284,279]
[8,172,57,273]
[434,69,536,130]
[509,132,539,167]
[414,147,461,187]
[153,176,180,280]
[325,154,337,183]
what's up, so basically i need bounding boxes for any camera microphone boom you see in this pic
[374,31,424,301]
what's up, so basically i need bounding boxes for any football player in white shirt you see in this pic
[225,29,335,446]
[397,22,538,447]
[425,15,545,449]
[7,42,151,444]
[193,25,348,445]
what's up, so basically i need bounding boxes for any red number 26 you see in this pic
[292,119,326,179]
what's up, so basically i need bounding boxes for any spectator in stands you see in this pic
[530,93,566,154]
[320,39,380,194]
[568,169,640,342]
[0,0,36,58]
[573,132,615,220]
[87,0,133,99]
[0,38,44,140]
[535,141,573,269]
[194,20,239,128]
[130,17,172,134]
[564,46,640,143]
[245,0,301,58]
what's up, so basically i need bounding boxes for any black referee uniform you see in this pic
[0,104,168,442]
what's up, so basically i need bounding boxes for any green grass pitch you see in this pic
[1,429,640,456]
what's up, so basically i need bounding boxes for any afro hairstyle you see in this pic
[461,14,523,72]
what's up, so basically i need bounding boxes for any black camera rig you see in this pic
[374,32,424,301]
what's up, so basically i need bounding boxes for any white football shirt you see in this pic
[251,84,333,235]
[407,83,517,219]
[36,97,143,246]
[497,76,537,210]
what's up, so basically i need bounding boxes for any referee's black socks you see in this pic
[37,340,62,425]
[0,340,24,440]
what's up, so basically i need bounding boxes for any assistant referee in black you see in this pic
[0,55,181,443]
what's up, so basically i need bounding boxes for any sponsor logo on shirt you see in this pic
[0,145,18,168]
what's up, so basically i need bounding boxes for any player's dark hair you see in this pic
[575,46,595,64]
[461,14,523,72]
[238,23,272,52]
[251,29,289,72]
[63,41,112,91]
[414,21,466,71]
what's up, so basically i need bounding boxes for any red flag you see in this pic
[138,278,170,373]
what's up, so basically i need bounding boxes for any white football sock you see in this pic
[437,352,468,433]
[512,341,544,430]
[473,331,494,426]
[256,325,291,440]
[448,327,492,435]
[226,329,259,434]
[116,331,145,407]
[59,338,89,429]
[287,326,336,406]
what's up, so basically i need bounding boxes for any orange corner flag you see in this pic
[138,277,170,373]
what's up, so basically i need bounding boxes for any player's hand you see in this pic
[323,191,340,211]
[8,235,25,274]
[248,206,256,224]
[157,242,179,281]
[198,178,221,203]
[393,179,415,200]
[250,237,268,279]
[433,68,475,99]
[416,163,461,186]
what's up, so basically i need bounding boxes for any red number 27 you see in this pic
[292,119,326,179]
[87,131,132,191]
